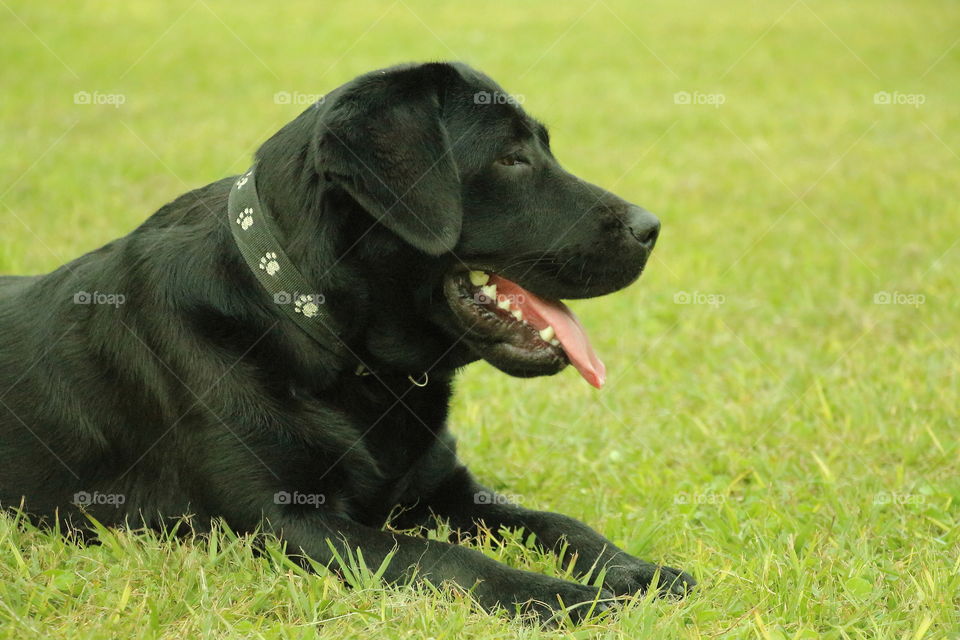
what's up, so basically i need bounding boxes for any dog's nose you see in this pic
[625,206,660,251]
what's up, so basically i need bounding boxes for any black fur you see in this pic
[0,62,691,622]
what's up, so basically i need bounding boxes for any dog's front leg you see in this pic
[260,508,614,622]
[415,467,696,598]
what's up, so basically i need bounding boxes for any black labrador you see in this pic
[0,62,693,622]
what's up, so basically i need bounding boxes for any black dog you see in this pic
[0,62,693,622]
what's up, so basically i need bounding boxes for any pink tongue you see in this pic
[489,275,606,389]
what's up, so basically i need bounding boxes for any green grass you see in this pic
[1,0,959,637]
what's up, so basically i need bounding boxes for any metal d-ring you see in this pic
[407,372,429,387]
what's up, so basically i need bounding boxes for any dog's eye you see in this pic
[497,155,529,167]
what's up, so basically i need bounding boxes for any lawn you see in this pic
[1,0,958,638]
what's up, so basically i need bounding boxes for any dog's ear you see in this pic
[317,64,462,255]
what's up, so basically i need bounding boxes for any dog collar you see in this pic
[228,165,431,386]
[228,165,344,354]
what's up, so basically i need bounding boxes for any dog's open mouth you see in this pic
[443,270,606,388]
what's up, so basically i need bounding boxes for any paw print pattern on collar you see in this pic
[227,165,343,356]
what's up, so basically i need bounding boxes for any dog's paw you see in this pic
[478,570,616,624]
[600,556,696,598]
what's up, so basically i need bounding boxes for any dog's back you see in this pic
[0,205,223,525]
[0,270,81,517]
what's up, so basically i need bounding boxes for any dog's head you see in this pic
[255,62,659,388]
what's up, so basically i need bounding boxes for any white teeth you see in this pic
[550,339,560,346]
[497,297,511,310]
[479,284,497,302]
[469,270,489,286]
[539,326,555,342]
[511,309,523,321]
